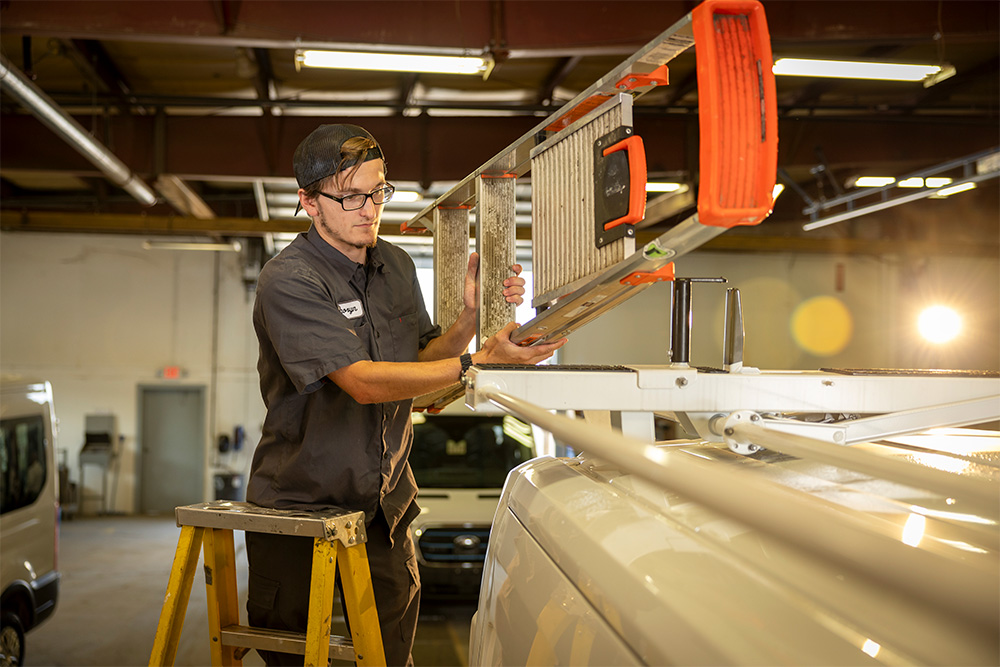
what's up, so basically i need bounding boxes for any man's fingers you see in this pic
[467,252,480,278]
[503,283,526,304]
[527,338,567,357]
[515,337,566,364]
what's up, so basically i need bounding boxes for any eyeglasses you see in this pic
[317,184,395,211]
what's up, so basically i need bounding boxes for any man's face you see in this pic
[305,159,387,261]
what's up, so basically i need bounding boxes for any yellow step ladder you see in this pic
[149,500,386,666]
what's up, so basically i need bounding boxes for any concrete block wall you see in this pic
[0,231,263,514]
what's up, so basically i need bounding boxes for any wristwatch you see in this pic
[459,353,474,382]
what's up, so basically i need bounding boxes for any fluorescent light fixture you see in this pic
[390,190,423,203]
[772,183,785,200]
[925,177,954,188]
[898,177,954,188]
[933,181,976,198]
[773,58,942,82]
[143,240,242,252]
[296,49,488,75]
[645,182,684,193]
[854,176,895,188]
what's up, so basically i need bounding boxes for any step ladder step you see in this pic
[220,625,356,661]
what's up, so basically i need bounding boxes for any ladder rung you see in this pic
[220,624,356,661]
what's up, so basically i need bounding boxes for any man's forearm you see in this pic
[418,306,476,362]
[328,357,462,404]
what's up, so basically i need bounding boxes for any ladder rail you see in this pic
[401,13,696,232]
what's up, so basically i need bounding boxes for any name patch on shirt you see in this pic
[338,299,364,319]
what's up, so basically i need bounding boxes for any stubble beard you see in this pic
[316,208,379,251]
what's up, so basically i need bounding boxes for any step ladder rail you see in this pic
[304,537,339,666]
[149,525,206,666]
[337,537,387,666]
[203,527,241,666]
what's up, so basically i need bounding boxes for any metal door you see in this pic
[139,386,205,514]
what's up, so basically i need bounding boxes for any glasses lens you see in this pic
[340,193,367,211]
[372,186,394,205]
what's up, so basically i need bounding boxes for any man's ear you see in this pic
[298,189,319,217]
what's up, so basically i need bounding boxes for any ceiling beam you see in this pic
[3,210,995,258]
[62,39,137,114]
[2,112,995,187]
[536,56,582,106]
[249,47,275,105]
[1,2,995,53]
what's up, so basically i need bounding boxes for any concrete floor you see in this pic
[25,515,476,666]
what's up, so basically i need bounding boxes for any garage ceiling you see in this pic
[1,0,997,253]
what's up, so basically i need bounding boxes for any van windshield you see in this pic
[409,414,534,489]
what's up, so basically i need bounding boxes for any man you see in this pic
[246,123,564,666]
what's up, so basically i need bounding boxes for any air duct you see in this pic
[0,53,158,207]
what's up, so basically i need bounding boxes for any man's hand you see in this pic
[474,322,566,366]
[462,253,480,311]
[503,264,526,305]
[463,253,527,310]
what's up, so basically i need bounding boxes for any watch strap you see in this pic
[459,353,474,380]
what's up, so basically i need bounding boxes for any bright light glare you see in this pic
[901,513,926,547]
[862,639,881,659]
[645,182,683,193]
[773,58,941,81]
[918,305,962,343]
[772,183,785,200]
[854,176,895,187]
[298,49,487,75]
[897,177,924,188]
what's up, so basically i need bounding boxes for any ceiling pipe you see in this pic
[0,53,158,207]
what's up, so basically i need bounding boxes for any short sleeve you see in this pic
[413,275,441,350]
[256,262,369,394]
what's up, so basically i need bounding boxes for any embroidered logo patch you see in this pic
[338,299,364,319]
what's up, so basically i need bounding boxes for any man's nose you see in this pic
[359,195,377,218]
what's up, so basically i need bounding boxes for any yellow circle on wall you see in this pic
[791,296,853,356]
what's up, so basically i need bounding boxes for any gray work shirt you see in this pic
[247,225,440,536]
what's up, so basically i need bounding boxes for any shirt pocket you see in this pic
[387,312,420,362]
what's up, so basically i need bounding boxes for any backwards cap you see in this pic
[293,124,384,214]
[293,123,384,189]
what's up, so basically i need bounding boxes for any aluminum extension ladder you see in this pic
[149,501,386,666]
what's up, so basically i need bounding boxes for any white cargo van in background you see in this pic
[1,379,60,666]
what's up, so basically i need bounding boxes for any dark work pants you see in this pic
[245,509,420,666]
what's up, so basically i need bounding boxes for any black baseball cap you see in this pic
[293,124,385,212]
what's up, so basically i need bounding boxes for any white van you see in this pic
[1,379,60,666]
[408,405,536,599]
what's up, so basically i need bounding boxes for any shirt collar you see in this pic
[304,224,387,277]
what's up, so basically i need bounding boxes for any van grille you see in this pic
[417,526,490,565]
